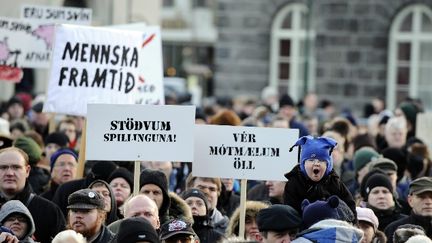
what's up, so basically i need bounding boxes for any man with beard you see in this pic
[67,188,114,243]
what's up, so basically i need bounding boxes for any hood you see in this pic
[295,219,363,243]
[226,201,269,237]
[168,191,193,223]
[0,200,35,240]
[88,179,118,225]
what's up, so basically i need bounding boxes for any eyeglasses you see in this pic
[5,215,27,223]
[54,161,77,168]
[0,164,25,171]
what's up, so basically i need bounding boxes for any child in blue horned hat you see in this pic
[283,135,357,220]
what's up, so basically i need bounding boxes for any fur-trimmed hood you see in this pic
[226,200,269,237]
[168,191,193,224]
[293,219,363,243]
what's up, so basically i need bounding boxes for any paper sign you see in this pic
[0,17,53,68]
[416,113,432,152]
[86,104,195,162]
[193,125,299,181]
[21,4,92,25]
[44,24,164,116]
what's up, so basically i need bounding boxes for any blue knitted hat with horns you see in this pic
[289,135,337,176]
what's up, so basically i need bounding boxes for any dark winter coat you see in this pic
[283,165,357,218]
[28,165,50,195]
[367,204,407,231]
[91,225,115,243]
[193,215,225,243]
[217,188,240,217]
[0,182,65,243]
[40,181,59,201]
[384,212,432,243]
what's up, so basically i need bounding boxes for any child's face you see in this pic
[304,159,327,182]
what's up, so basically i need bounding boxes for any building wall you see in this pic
[215,0,432,112]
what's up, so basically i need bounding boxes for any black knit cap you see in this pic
[181,188,209,214]
[140,169,170,216]
[108,167,133,190]
[279,94,295,108]
[365,173,393,200]
[256,204,301,231]
[116,217,159,243]
[91,161,118,181]
[45,132,69,147]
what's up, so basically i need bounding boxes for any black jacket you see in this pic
[91,225,115,243]
[28,165,50,195]
[217,188,240,217]
[384,212,432,243]
[40,180,59,201]
[283,165,356,218]
[367,204,407,231]
[192,215,225,243]
[1,182,66,243]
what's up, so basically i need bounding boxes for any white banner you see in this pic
[193,125,299,181]
[21,4,92,25]
[44,24,164,116]
[0,17,52,68]
[86,104,195,162]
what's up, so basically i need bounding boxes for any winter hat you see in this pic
[409,177,432,195]
[301,195,340,229]
[13,136,41,165]
[398,102,418,126]
[116,216,159,243]
[369,157,398,172]
[406,154,425,179]
[356,207,379,232]
[289,135,337,176]
[394,224,426,243]
[108,167,133,190]
[381,147,407,181]
[365,173,393,200]
[50,148,78,172]
[90,161,118,181]
[353,147,380,172]
[45,132,69,147]
[279,94,295,108]
[140,169,170,216]
[181,188,209,214]
[257,204,302,231]
[359,169,387,200]
[67,189,105,210]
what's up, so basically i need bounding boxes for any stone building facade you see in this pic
[214,0,432,112]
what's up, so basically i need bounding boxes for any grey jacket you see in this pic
[0,200,36,243]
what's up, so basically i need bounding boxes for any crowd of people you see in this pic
[0,89,431,243]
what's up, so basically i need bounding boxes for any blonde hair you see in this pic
[52,230,86,243]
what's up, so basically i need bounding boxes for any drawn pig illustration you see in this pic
[0,37,11,63]
[32,24,54,49]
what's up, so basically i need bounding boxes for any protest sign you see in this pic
[0,17,52,69]
[86,104,195,162]
[44,24,164,116]
[20,4,92,25]
[193,125,299,181]
[416,112,432,151]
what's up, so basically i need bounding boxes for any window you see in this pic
[269,3,315,102]
[387,4,432,110]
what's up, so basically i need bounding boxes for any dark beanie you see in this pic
[301,195,340,229]
[13,136,41,165]
[181,188,209,214]
[50,148,77,172]
[381,147,406,181]
[116,217,159,243]
[359,169,387,200]
[279,94,295,108]
[45,132,69,147]
[140,169,170,216]
[90,161,118,181]
[365,173,393,200]
[108,167,133,190]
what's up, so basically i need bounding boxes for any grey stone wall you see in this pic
[214,0,432,113]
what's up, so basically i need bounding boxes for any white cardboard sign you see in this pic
[193,125,299,181]
[44,24,164,116]
[86,104,195,162]
[20,4,92,25]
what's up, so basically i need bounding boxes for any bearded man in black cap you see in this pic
[67,188,114,243]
